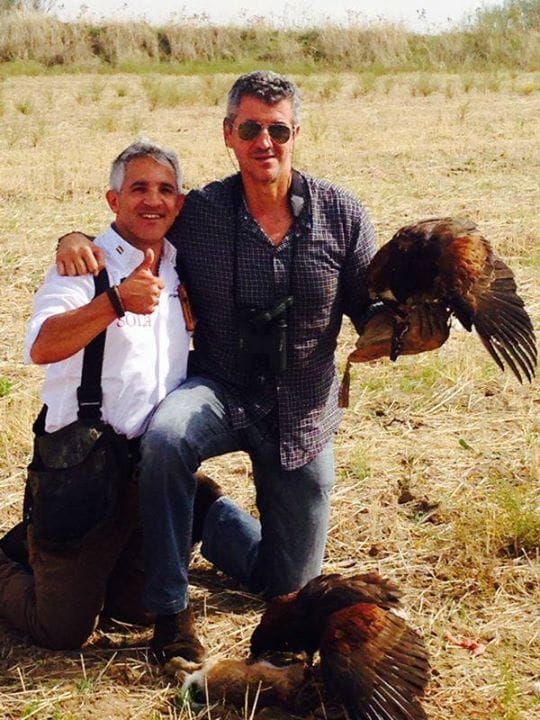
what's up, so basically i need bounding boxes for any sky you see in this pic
[57,0,498,32]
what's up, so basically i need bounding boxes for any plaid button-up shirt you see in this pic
[168,171,376,470]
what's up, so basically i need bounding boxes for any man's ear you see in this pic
[106,189,119,214]
[293,124,300,141]
[223,117,233,148]
[175,193,185,217]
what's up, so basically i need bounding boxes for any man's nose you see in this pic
[254,128,273,148]
[143,188,163,205]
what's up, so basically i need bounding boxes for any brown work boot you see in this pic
[150,606,206,666]
[191,471,223,545]
[0,522,29,567]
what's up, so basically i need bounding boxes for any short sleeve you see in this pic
[24,267,94,364]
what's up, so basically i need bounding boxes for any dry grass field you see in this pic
[0,71,539,720]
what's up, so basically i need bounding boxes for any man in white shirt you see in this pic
[0,140,218,654]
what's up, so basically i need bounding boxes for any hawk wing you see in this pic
[298,572,403,614]
[364,218,536,383]
[465,254,537,382]
[320,604,429,720]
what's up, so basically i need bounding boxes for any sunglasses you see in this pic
[236,120,294,144]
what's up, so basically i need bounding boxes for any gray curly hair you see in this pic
[226,70,301,124]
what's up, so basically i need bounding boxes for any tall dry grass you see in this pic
[0,71,539,719]
[0,0,539,73]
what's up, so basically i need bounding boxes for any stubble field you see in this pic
[0,71,539,720]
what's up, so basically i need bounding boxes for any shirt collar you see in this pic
[97,225,177,271]
[232,169,307,220]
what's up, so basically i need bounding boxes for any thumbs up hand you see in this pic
[140,248,154,271]
[118,249,165,315]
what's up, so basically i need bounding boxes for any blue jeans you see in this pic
[138,376,335,614]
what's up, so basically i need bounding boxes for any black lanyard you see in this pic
[34,268,110,435]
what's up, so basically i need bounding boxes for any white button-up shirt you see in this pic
[24,226,189,438]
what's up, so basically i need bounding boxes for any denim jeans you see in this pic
[139,376,335,615]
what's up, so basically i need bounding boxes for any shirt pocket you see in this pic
[289,257,342,367]
[293,257,340,334]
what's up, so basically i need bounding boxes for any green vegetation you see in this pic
[0,377,13,397]
[348,445,372,481]
[0,0,539,74]
[495,476,540,556]
[441,469,540,569]
[141,76,201,110]
[498,663,522,720]
[14,97,32,113]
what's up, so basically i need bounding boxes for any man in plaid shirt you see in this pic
[55,71,376,665]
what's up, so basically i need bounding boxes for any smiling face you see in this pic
[223,95,299,188]
[105,155,183,252]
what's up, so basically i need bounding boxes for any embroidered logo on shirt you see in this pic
[116,314,153,328]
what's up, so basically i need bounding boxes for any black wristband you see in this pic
[107,285,126,318]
